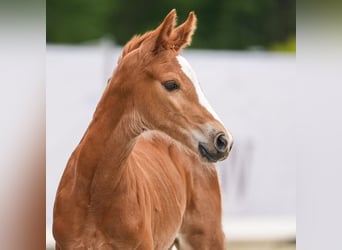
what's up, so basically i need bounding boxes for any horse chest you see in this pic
[85,163,184,248]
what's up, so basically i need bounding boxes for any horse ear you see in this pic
[172,11,197,51]
[153,9,177,53]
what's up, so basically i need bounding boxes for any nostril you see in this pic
[215,134,228,152]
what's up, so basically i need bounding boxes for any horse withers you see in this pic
[53,9,233,250]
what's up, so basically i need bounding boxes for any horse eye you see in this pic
[162,80,179,92]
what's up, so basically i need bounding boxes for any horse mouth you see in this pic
[198,143,218,162]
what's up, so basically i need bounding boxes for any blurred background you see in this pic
[47,0,295,51]
[47,1,296,249]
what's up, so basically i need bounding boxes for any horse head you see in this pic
[110,9,233,162]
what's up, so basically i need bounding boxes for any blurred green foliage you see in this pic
[271,35,296,52]
[47,0,295,51]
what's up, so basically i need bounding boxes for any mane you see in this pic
[117,31,154,64]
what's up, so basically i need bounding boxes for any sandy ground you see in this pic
[227,240,295,250]
[47,241,296,250]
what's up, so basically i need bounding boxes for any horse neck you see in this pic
[75,80,140,196]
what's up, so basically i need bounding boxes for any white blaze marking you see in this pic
[176,55,223,124]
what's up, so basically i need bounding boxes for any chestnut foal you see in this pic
[53,9,233,250]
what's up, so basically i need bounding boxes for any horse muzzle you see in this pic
[198,132,233,163]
